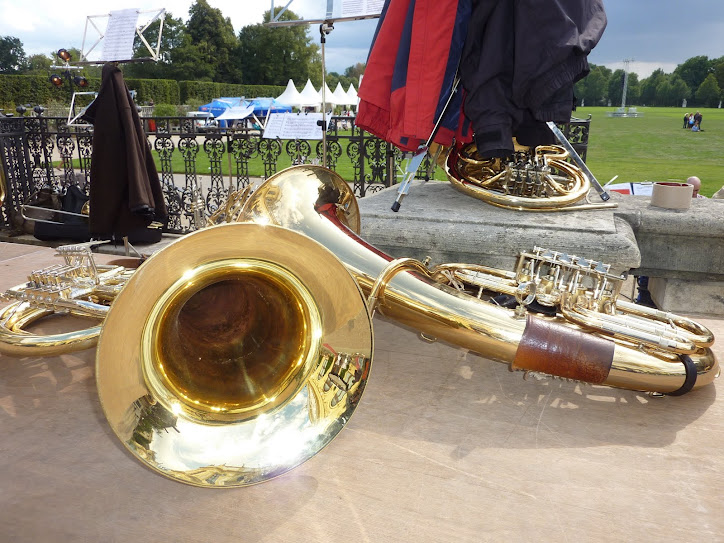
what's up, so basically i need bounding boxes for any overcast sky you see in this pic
[1,0,723,78]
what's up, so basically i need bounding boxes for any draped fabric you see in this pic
[356,0,473,152]
[357,0,607,158]
[83,63,167,238]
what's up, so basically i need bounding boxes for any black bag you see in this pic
[33,185,91,242]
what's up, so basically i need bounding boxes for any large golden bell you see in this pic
[96,223,373,487]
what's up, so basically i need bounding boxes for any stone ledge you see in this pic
[358,182,724,315]
[649,277,724,317]
[358,181,641,276]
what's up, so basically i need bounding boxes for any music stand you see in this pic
[69,8,166,255]
[67,91,98,128]
[266,0,382,168]
[79,8,166,64]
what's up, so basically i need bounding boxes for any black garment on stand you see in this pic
[460,0,607,158]
[82,63,167,241]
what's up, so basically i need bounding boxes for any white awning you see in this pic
[216,104,255,120]
[297,79,322,107]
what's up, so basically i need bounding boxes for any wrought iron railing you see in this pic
[0,114,590,235]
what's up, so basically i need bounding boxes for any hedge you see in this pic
[0,74,285,109]
[179,81,285,104]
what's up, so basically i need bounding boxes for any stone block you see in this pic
[648,277,724,316]
[358,181,640,276]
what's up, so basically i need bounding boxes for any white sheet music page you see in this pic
[263,113,324,140]
[327,0,383,18]
[101,9,140,61]
[342,0,384,16]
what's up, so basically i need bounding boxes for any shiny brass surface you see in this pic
[96,223,373,487]
[3,164,719,489]
[445,143,617,211]
[145,259,321,423]
[238,165,718,395]
[0,243,134,356]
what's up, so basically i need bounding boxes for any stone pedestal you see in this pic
[358,181,724,316]
[358,180,640,276]
[649,277,724,316]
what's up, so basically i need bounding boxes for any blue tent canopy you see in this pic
[198,97,242,118]
[198,97,292,120]
[246,98,292,116]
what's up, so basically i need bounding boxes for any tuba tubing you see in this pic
[238,165,718,395]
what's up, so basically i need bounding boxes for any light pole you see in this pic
[49,49,89,119]
[621,58,633,108]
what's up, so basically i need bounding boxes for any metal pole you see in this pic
[319,22,333,169]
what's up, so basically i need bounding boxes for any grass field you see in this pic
[575,106,724,197]
[65,106,722,196]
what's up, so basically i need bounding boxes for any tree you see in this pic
[673,55,711,95]
[640,69,667,106]
[186,0,240,83]
[655,80,675,106]
[696,73,721,107]
[24,53,52,75]
[236,8,321,86]
[166,34,215,82]
[0,36,28,74]
[344,63,365,83]
[125,12,186,80]
[714,60,724,95]
[669,75,690,106]
[575,65,608,105]
[607,69,625,106]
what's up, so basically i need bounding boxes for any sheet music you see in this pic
[101,9,140,61]
[263,113,324,140]
[341,0,384,17]
[323,0,383,19]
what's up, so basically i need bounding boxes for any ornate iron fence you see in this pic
[0,114,590,235]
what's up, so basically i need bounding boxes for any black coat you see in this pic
[460,0,607,157]
[83,63,167,237]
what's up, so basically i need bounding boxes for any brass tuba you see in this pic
[88,165,716,487]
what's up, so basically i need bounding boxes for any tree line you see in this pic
[0,1,363,98]
[1,0,721,109]
[575,56,724,108]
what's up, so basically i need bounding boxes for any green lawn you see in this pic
[61,107,724,196]
[575,106,724,197]
[151,144,360,182]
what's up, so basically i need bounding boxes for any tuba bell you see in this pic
[89,165,717,487]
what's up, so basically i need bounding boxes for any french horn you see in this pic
[0,242,136,356]
[0,165,718,488]
[445,142,617,211]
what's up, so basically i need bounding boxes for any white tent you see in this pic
[297,79,322,107]
[345,84,359,107]
[321,82,339,106]
[275,79,302,106]
[332,82,351,106]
